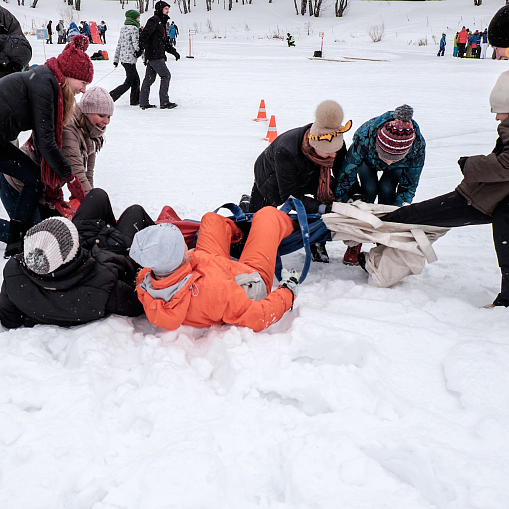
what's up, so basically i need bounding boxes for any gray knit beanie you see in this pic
[24,217,80,275]
[79,86,114,116]
[130,223,186,275]
[489,71,509,114]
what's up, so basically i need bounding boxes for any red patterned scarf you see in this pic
[301,129,336,206]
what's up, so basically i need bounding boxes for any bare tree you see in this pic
[335,0,348,17]
[367,20,385,42]
[313,0,322,16]
[206,0,211,10]
[31,0,39,6]
[300,0,306,15]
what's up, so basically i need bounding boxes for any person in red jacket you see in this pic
[456,26,468,58]
[130,207,299,332]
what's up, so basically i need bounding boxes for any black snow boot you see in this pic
[310,241,329,263]
[4,219,31,258]
[238,194,251,213]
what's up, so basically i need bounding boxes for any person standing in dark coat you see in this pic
[47,20,53,44]
[0,188,155,329]
[0,35,92,257]
[437,33,446,57]
[245,100,350,263]
[138,0,180,110]
[0,6,32,78]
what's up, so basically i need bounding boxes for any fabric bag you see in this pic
[322,201,450,288]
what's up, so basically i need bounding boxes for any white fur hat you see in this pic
[308,100,350,154]
[489,71,509,113]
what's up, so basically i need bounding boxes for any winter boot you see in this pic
[238,194,251,213]
[310,241,329,263]
[4,219,31,258]
[140,104,157,110]
[343,243,362,266]
[160,102,178,109]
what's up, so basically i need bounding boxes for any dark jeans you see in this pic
[140,58,171,107]
[358,162,403,205]
[110,63,140,105]
[0,143,44,224]
[72,188,155,246]
[382,190,509,306]
[437,47,445,56]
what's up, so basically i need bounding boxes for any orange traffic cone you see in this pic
[253,100,268,122]
[263,115,277,143]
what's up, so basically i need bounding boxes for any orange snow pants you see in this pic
[196,207,294,293]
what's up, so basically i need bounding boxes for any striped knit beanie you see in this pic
[376,105,416,162]
[24,217,80,275]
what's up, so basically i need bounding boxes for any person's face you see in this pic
[137,17,141,22]
[314,148,337,159]
[85,113,111,129]
[162,6,170,15]
[67,78,89,95]
[494,47,509,60]
[496,113,509,122]
[378,154,394,165]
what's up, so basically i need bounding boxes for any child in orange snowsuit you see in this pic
[130,207,298,332]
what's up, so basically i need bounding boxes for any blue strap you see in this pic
[278,197,312,284]
[213,203,247,222]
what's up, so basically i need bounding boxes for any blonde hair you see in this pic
[62,78,76,126]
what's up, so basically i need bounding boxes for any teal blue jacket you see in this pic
[334,111,426,206]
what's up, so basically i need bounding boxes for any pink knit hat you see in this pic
[56,35,94,83]
[376,105,416,162]
[79,87,114,116]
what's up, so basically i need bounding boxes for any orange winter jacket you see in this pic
[135,251,294,332]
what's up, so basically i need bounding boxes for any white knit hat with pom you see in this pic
[308,100,348,154]
[489,71,509,114]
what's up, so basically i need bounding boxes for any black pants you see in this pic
[437,47,445,56]
[248,183,271,213]
[73,188,155,246]
[110,63,140,105]
[0,143,44,224]
[383,190,509,306]
[457,42,466,57]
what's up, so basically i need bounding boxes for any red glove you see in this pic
[65,175,86,203]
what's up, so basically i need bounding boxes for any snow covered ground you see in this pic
[1,0,509,508]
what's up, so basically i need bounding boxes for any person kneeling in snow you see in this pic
[130,207,299,332]
[0,188,154,329]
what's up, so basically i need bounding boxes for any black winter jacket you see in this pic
[0,65,73,178]
[253,123,348,213]
[0,6,32,77]
[0,220,143,329]
[139,11,169,61]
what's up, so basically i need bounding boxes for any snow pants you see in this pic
[110,63,140,106]
[457,42,466,57]
[140,58,171,107]
[357,162,402,205]
[382,190,509,306]
[73,188,155,246]
[196,207,294,293]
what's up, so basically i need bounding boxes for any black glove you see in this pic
[113,62,118,67]
[174,51,180,61]
[458,156,468,173]
[134,49,143,58]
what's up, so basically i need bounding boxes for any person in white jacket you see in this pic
[109,10,141,106]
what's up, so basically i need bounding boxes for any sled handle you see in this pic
[214,203,247,221]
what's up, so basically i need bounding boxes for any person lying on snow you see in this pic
[130,207,300,332]
[380,71,509,308]
[0,188,154,329]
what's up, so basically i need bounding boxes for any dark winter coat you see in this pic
[456,117,509,216]
[47,22,52,35]
[0,6,32,77]
[0,65,73,179]
[0,219,143,329]
[139,10,169,61]
[334,111,426,206]
[440,35,446,49]
[253,123,347,213]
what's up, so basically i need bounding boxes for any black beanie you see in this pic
[488,6,509,48]
[155,1,170,13]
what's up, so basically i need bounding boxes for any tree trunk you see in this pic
[313,0,322,16]
[335,0,347,17]
[206,0,211,10]
[75,0,80,11]
[308,0,313,16]
[228,0,232,9]
[300,0,306,15]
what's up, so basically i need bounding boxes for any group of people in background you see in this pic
[451,26,490,58]
[2,4,509,334]
[46,19,107,45]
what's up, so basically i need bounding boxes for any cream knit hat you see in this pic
[308,100,351,154]
[489,71,509,114]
